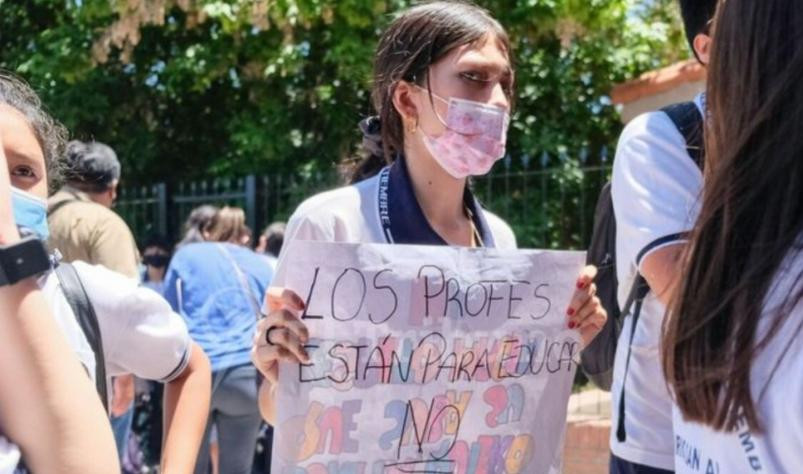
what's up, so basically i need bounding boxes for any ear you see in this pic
[391,81,421,129]
[693,33,712,66]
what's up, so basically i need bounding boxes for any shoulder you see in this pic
[617,109,683,147]
[482,209,517,250]
[612,110,703,193]
[70,259,138,287]
[292,178,375,221]
[172,242,217,261]
[68,261,167,314]
[614,109,695,173]
[286,176,379,242]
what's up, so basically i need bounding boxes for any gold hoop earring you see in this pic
[406,118,418,134]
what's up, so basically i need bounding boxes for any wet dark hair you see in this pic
[678,0,718,61]
[0,71,68,187]
[344,1,511,183]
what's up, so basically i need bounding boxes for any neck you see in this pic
[146,267,164,283]
[65,184,111,208]
[404,146,467,227]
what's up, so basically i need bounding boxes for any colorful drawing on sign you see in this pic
[271,242,584,474]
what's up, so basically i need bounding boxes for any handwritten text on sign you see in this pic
[272,242,584,474]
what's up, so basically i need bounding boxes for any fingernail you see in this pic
[577,280,586,289]
[567,307,575,316]
[568,322,576,329]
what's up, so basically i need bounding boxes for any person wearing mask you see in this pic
[251,1,607,426]
[141,234,172,295]
[0,82,119,473]
[607,1,717,472]
[663,0,803,471]
[0,71,211,473]
[164,206,272,474]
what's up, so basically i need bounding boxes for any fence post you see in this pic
[245,175,258,234]
[156,183,168,237]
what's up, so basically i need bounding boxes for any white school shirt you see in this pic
[609,94,705,470]
[0,437,19,474]
[40,261,192,406]
[673,245,803,474]
[269,166,518,290]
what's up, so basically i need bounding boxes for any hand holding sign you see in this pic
[253,288,310,385]
[253,263,606,409]
[256,242,606,474]
[567,265,606,347]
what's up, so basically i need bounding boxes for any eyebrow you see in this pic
[6,149,46,170]
[457,60,513,77]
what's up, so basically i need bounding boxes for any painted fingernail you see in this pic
[568,322,576,329]
[577,280,586,289]
[567,307,575,316]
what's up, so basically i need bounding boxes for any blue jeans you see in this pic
[111,406,134,460]
[610,453,674,474]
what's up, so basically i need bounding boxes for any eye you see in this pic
[460,71,490,83]
[11,165,37,180]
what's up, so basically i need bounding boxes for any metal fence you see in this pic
[117,149,612,249]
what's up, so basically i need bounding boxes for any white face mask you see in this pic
[419,91,510,179]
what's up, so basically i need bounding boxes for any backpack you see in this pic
[580,101,705,394]
[54,262,109,413]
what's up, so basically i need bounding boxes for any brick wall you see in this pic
[563,420,611,474]
[562,389,611,474]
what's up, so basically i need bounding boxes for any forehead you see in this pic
[0,104,45,167]
[437,35,512,72]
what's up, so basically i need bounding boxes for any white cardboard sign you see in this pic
[271,241,584,474]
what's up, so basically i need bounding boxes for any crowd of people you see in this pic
[0,0,801,473]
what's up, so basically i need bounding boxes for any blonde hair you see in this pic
[204,206,248,243]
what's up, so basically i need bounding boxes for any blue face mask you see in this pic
[12,186,50,241]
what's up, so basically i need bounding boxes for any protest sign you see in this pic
[271,241,585,474]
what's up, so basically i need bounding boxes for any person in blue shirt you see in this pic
[164,206,272,474]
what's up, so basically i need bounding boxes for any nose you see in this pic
[489,81,510,111]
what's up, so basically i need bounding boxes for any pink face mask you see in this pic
[420,93,510,179]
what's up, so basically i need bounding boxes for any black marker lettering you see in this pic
[531,283,551,320]
[331,268,367,322]
[418,265,446,317]
[301,267,324,319]
[370,269,398,324]
[507,280,528,320]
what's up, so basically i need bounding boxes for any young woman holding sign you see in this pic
[252,1,607,424]
[663,0,803,471]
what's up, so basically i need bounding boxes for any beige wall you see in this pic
[618,80,705,124]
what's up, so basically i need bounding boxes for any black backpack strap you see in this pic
[615,273,649,442]
[54,262,108,413]
[661,101,705,169]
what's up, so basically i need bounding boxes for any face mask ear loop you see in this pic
[420,76,488,137]
[422,74,450,131]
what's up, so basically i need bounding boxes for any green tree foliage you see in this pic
[0,0,686,184]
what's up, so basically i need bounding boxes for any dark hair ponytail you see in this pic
[342,1,510,183]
